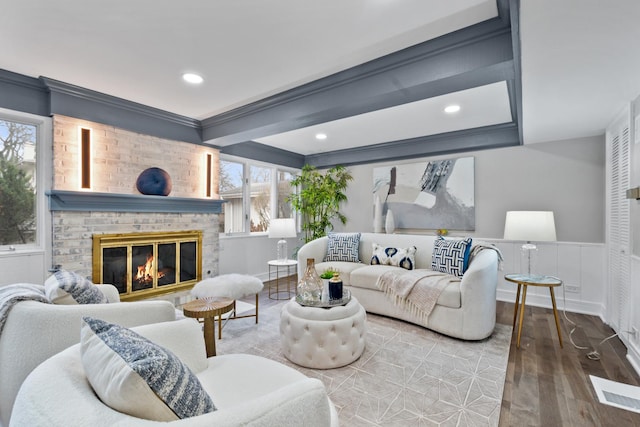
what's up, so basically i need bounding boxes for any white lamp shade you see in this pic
[268,218,297,239]
[504,211,557,242]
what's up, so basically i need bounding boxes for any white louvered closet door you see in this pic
[606,106,631,335]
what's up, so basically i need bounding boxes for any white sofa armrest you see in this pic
[96,284,121,302]
[296,236,328,277]
[458,248,499,338]
[0,298,176,427]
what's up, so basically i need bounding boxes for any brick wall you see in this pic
[53,115,219,197]
[52,211,219,281]
[51,115,221,283]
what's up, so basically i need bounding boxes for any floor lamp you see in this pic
[503,211,557,276]
[269,218,297,262]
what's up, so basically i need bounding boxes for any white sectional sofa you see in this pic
[297,232,499,340]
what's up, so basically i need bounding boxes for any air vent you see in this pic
[590,375,640,414]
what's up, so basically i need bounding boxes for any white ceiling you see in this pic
[255,81,513,155]
[2,0,640,154]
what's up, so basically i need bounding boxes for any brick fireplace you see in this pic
[49,115,223,295]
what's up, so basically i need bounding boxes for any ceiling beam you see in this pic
[202,16,515,147]
[304,123,520,168]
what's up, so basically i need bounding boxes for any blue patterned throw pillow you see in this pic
[371,243,417,270]
[80,317,216,421]
[431,237,473,278]
[44,270,108,305]
[324,232,361,262]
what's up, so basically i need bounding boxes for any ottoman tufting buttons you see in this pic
[279,297,367,369]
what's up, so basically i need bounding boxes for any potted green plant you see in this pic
[288,164,353,243]
[320,267,339,280]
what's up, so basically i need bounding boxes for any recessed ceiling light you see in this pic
[182,73,204,84]
[444,104,461,114]
[315,133,327,140]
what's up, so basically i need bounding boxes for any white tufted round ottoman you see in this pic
[280,296,366,369]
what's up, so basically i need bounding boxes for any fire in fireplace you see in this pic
[93,231,202,301]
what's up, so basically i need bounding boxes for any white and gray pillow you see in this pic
[324,232,361,262]
[44,270,107,305]
[370,243,417,270]
[80,317,216,421]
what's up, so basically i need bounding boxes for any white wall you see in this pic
[218,235,299,280]
[334,136,606,243]
[219,136,607,315]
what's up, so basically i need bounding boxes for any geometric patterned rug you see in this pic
[217,300,512,426]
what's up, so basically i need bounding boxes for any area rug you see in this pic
[217,300,511,426]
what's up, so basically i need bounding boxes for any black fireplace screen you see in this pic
[94,231,202,300]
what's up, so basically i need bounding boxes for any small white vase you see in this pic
[322,279,330,303]
[385,209,396,234]
[373,195,383,233]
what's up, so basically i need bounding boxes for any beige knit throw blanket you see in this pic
[376,269,460,323]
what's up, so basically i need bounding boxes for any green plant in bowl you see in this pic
[320,268,339,279]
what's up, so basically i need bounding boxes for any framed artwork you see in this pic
[373,156,475,231]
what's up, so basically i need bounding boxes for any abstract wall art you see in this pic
[373,156,475,231]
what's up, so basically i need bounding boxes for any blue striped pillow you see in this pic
[431,237,472,278]
[324,232,361,262]
[44,270,107,305]
[81,317,216,421]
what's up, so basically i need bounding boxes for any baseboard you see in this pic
[496,289,604,317]
[627,344,640,377]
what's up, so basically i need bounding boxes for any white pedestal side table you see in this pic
[268,259,297,300]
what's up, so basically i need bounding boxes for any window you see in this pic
[0,118,37,245]
[219,160,244,234]
[219,156,297,235]
[250,165,271,232]
[0,108,50,253]
[277,170,294,219]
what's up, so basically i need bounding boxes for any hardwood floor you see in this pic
[249,281,640,426]
[497,300,640,426]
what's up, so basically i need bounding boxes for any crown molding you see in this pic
[221,141,304,169]
[304,123,520,168]
[41,77,200,128]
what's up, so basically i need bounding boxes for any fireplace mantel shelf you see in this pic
[47,190,224,213]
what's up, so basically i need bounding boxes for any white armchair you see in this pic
[0,284,176,427]
[10,319,339,426]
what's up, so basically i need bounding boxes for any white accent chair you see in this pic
[10,319,339,426]
[0,284,176,427]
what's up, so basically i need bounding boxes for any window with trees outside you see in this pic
[218,156,297,235]
[0,116,38,247]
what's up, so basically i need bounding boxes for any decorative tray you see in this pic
[296,289,351,308]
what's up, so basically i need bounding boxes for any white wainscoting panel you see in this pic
[492,240,605,317]
[625,255,640,375]
[0,250,46,285]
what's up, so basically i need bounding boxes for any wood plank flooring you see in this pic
[250,280,640,426]
[496,300,640,426]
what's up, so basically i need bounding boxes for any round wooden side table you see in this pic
[505,273,563,349]
[183,297,234,357]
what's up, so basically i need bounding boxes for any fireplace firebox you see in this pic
[92,230,202,301]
